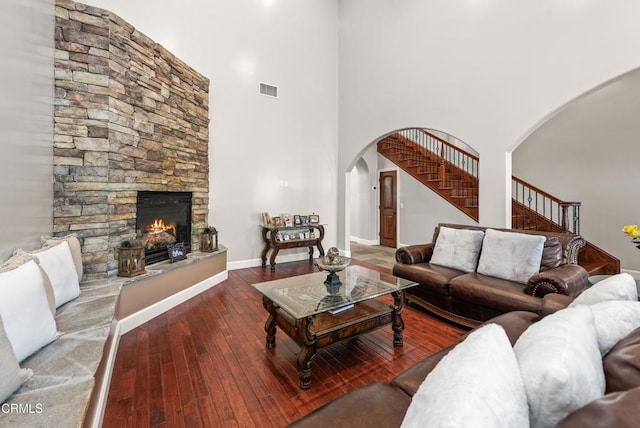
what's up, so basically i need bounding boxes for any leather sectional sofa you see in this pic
[393,223,589,327]
[288,304,640,427]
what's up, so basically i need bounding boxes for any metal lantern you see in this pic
[200,227,219,252]
[117,241,146,277]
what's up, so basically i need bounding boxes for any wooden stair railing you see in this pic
[512,176,581,233]
[512,176,619,276]
[377,130,479,221]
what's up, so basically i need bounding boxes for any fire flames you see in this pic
[141,218,177,250]
[147,218,177,236]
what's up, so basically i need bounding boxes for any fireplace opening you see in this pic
[136,191,192,265]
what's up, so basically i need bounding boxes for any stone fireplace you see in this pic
[53,1,210,279]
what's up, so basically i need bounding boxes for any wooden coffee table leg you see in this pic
[263,296,277,348]
[392,291,406,347]
[297,345,315,389]
[297,315,317,389]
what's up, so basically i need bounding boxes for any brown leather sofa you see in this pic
[287,308,640,428]
[393,223,589,327]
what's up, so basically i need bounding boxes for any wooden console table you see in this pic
[261,224,325,272]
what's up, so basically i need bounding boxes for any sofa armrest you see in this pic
[395,244,434,265]
[538,293,573,319]
[525,264,589,297]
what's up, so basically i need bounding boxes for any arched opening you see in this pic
[347,127,480,256]
[512,67,640,272]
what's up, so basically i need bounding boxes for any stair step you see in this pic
[378,132,479,222]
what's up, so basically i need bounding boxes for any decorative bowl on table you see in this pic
[316,247,351,294]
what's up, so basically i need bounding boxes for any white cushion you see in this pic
[30,240,80,307]
[513,305,604,428]
[41,234,83,280]
[589,300,640,355]
[401,324,529,428]
[570,273,638,307]
[430,227,485,273]
[0,260,58,362]
[0,316,32,403]
[2,251,55,316]
[477,229,545,284]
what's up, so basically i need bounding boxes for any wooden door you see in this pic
[379,170,397,248]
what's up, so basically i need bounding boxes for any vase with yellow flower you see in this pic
[622,224,640,249]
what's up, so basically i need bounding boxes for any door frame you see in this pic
[377,167,400,248]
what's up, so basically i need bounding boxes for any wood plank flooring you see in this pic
[102,259,465,427]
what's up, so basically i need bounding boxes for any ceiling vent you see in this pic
[259,82,278,98]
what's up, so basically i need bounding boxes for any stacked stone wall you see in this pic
[54,0,210,278]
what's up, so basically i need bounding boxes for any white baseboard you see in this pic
[350,236,379,246]
[118,270,228,334]
[228,251,320,271]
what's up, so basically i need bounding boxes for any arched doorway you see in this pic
[348,127,479,253]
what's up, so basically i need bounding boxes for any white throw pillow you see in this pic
[30,240,80,307]
[589,300,640,355]
[430,227,485,273]
[570,273,638,307]
[0,260,58,362]
[41,234,83,280]
[2,251,55,316]
[401,324,529,428]
[477,229,545,284]
[0,316,32,403]
[513,305,604,428]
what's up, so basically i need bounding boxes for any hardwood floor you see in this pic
[102,259,465,427]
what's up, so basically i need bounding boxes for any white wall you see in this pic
[514,68,640,272]
[85,0,340,267]
[338,0,640,252]
[0,0,54,261]
[349,146,378,244]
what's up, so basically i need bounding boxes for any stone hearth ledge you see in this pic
[0,248,227,428]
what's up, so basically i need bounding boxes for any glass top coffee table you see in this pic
[252,265,417,389]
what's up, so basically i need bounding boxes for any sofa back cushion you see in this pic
[556,387,640,428]
[540,237,562,271]
[603,326,640,393]
[429,226,485,273]
[477,229,546,284]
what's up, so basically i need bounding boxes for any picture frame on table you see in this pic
[282,213,293,227]
[272,216,283,227]
[262,212,272,226]
[293,214,302,226]
[299,215,309,226]
[309,214,320,224]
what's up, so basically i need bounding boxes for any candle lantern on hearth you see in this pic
[117,241,146,277]
[200,226,218,252]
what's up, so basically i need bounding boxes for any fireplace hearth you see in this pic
[136,191,192,265]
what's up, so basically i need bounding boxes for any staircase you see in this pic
[377,130,479,221]
[377,129,620,276]
[513,177,619,276]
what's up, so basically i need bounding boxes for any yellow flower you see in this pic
[623,224,640,239]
